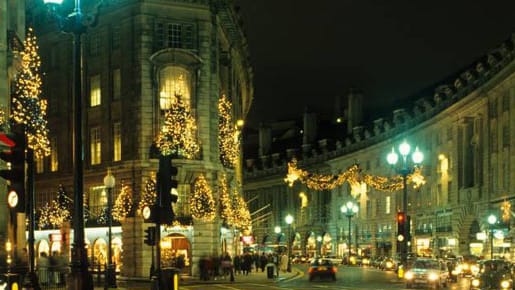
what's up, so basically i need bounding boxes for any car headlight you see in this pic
[471,278,480,287]
[501,280,511,289]
[386,261,393,268]
[451,269,459,275]
[471,265,480,274]
[462,263,469,270]
[404,271,414,280]
[428,273,438,281]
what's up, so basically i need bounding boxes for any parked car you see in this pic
[308,258,337,281]
[461,255,480,277]
[470,259,513,290]
[323,255,343,265]
[380,257,398,271]
[404,258,449,289]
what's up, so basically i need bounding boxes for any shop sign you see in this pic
[241,235,254,244]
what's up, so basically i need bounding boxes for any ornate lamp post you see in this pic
[386,140,423,265]
[341,201,359,259]
[316,236,322,257]
[487,214,497,259]
[42,0,101,288]
[285,214,294,272]
[103,170,117,289]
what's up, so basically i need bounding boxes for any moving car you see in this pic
[404,258,449,289]
[308,258,337,281]
[461,255,479,277]
[380,257,398,271]
[470,259,513,290]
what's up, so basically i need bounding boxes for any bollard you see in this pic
[397,264,404,279]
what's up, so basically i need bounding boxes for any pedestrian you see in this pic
[176,254,185,281]
[233,255,241,275]
[37,252,50,285]
[260,253,267,272]
[280,253,288,273]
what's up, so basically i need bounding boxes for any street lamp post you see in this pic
[103,170,117,289]
[316,236,322,257]
[42,0,100,289]
[488,214,497,259]
[386,140,423,266]
[341,201,359,260]
[285,214,294,272]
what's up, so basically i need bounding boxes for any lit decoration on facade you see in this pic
[0,106,6,131]
[502,199,511,223]
[231,190,251,230]
[112,183,133,221]
[190,174,216,221]
[285,158,425,192]
[138,173,157,216]
[156,96,200,159]
[218,173,235,225]
[37,185,71,228]
[12,27,50,158]
[218,95,240,168]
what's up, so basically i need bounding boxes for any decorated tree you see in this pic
[232,190,251,230]
[37,185,71,228]
[156,96,199,159]
[11,27,50,158]
[190,174,216,221]
[218,174,234,225]
[113,183,133,221]
[218,95,240,168]
[138,173,157,217]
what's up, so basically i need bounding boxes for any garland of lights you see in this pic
[502,200,511,223]
[218,174,235,225]
[218,95,240,168]
[138,173,157,217]
[0,107,7,131]
[190,174,216,221]
[231,190,251,230]
[12,27,50,158]
[285,158,426,192]
[113,183,133,221]
[37,185,71,228]
[156,96,200,159]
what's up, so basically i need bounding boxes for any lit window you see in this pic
[90,75,101,107]
[50,137,58,172]
[90,127,101,165]
[159,66,191,110]
[113,69,121,100]
[385,196,391,214]
[113,122,121,161]
[36,156,44,174]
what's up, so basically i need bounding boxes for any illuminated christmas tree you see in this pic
[113,183,133,221]
[232,191,251,230]
[218,174,234,225]
[11,27,50,158]
[37,184,71,228]
[156,96,199,159]
[190,174,216,221]
[218,95,240,168]
[138,173,157,217]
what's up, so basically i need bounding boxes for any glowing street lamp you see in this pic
[285,214,294,272]
[488,214,497,259]
[341,201,359,259]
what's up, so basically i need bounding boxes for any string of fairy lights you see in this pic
[190,174,216,221]
[12,27,50,158]
[218,95,240,168]
[284,158,426,192]
[112,183,133,221]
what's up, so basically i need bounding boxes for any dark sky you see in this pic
[235,1,515,128]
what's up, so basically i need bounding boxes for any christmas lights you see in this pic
[37,185,71,228]
[190,174,216,221]
[231,190,251,230]
[12,27,50,158]
[112,183,133,221]
[218,95,240,168]
[138,173,157,217]
[156,96,200,159]
[218,174,235,225]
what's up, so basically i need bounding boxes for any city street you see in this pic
[179,265,475,290]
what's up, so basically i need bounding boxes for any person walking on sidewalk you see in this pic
[279,253,288,273]
[260,253,267,272]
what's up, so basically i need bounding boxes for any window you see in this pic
[50,137,58,172]
[385,196,391,214]
[113,122,121,161]
[89,32,100,56]
[90,75,101,107]
[36,156,44,173]
[90,127,101,165]
[159,66,191,110]
[113,69,121,100]
[155,22,194,50]
[112,24,120,49]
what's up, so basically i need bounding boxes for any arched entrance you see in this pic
[321,233,332,256]
[161,233,192,274]
[306,232,317,258]
[292,233,302,256]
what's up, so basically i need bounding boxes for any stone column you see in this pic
[191,219,221,277]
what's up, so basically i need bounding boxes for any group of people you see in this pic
[198,251,290,281]
[37,251,67,286]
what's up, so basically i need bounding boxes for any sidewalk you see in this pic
[95,268,301,289]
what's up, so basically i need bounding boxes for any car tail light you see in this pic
[308,268,314,273]
[331,267,337,273]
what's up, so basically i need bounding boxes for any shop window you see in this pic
[159,66,191,110]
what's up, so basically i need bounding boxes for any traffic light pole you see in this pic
[23,148,40,290]
[401,171,408,266]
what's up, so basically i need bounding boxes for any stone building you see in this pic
[243,34,514,260]
[27,0,252,278]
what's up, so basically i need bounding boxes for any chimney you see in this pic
[303,109,317,145]
[346,88,363,135]
[258,123,272,157]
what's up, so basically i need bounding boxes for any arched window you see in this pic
[159,66,192,110]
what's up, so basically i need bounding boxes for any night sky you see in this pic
[235,1,515,128]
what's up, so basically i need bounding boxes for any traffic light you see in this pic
[156,154,178,224]
[0,126,26,212]
[144,226,156,246]
[396,211,406,242]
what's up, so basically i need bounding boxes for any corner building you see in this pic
[30,0,252,278]
[244,35,514,260]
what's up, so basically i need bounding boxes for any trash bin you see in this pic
[266,263,275,279]
[152,268,179,290]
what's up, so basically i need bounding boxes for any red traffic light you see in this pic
[397,212,406,223]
